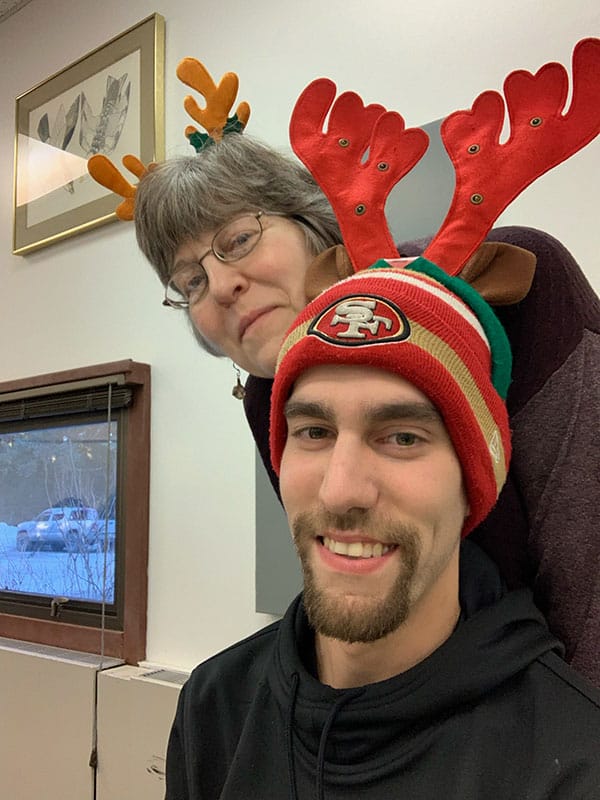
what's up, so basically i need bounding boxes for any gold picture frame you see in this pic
[13,13,164,255]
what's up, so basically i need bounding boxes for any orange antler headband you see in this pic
[87,154,153,221]
[86,59,250,218]
[290,37,600,277]
[176,57,250,152]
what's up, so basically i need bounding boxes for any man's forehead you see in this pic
[286,364,439,415]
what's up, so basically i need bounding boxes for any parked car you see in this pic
[16,506,100,553]
[95,517,117,552]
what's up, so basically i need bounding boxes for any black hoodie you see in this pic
[166,543,600,799]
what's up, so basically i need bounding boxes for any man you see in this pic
[166,260,600,799]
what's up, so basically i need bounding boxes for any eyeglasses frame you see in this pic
[162,210,272,310]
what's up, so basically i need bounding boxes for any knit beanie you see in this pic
[269,257,512,537]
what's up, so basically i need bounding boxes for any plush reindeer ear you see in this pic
[458,242,536,305]
[304,245,354,302]
[304,241,537,305]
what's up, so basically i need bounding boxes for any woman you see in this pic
[135,134,342,377]
[133,131,600,688]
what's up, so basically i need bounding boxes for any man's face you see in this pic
[279,365,469,644]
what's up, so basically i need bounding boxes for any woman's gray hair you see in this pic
[134,134,342,286]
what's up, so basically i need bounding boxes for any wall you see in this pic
[0,0,598,678]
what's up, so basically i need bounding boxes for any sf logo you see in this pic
[308,294,410,346]
[330,300,393,339]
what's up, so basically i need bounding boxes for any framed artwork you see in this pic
[13,13,164,255]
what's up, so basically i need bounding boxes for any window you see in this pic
[0,361,150,663]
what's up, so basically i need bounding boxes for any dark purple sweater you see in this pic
[243,226,600,688]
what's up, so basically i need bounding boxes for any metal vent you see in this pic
[138,668,189,686]
[0,636,123,668]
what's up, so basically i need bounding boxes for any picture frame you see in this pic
[13,13,165,255]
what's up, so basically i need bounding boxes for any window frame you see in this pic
[0,360,150,664]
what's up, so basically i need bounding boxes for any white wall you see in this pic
[0,0,598,673]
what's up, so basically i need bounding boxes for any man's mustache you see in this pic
[291,508,420,548]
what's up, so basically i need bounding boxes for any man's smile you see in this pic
[321,536,396,559]
[315,535,399,575]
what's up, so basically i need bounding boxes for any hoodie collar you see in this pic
[269,541,561,793]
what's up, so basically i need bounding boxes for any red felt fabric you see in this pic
[290,79,428,270]
[424,37,600,274]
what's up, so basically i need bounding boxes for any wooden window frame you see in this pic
[0,360,150,664]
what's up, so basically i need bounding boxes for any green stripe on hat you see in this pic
[410,258,512,399]
[369,257,512,399]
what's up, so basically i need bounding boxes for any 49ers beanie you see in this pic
[269,257,512,537]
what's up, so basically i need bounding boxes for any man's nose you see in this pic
[318,437,378,515]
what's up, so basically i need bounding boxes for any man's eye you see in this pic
[294,426,329,440]
[390,432,419,447]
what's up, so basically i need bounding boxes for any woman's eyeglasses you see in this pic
[163,211,268,309]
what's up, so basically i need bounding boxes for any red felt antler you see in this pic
[290,79,429,270]
[424,37,600,274]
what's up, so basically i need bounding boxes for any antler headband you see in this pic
[290,37,600,277]
[176,57,251,152]
[87,59,250,219]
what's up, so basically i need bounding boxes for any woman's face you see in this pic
[172,214,314,378]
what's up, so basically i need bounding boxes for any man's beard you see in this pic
[291,508,421,644]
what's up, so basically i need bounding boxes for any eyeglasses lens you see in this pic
[166,264,207,306]
[164,214,264,308]
[213,215,262,261]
